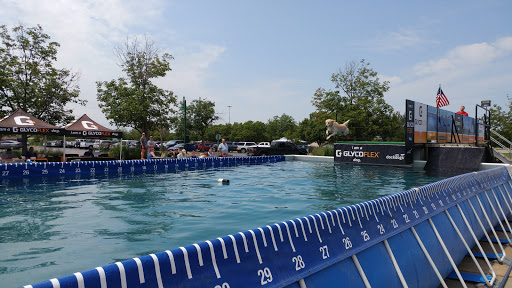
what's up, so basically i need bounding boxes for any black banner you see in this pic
[335,143,412,165]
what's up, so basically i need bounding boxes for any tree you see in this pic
[312,59,398,141]
[186,98,219,149]
[96,36,177,136]
[490,95,512,144]
[296,112,327,144]
[0,23,84,152]
[266,114,296,140]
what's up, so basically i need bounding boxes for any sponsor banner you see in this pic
[0,126,63,135]
[334,143,411,165]
[413,101,426,143]
[405,100,415,147]
[66,130,123,138]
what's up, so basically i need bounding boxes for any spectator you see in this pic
[456,106,469,116]
[207,148,214,158]
[147,136,156,151]
[189,150,198,158]
[218,138,229,157]
[161,148,169,158]
[24,147,38,159]
[140,133,147,159]
[147,148,157,160]
[1,148,15,160]
[177,148,187,159]
[83,148,94,157]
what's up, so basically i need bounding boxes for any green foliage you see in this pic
[97,36,177,136]
[296,112,327,144]
[490,95,512,144]
[108,144,141,160]
[0,24,84,123]
[185,98,219,143]
[312,59,402,141]
[311,145,334,156]
[265,114,296,140]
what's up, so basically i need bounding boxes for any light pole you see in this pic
[180,97,187,144]
[227,105,232,124]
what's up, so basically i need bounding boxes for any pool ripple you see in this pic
[0,161,445,287]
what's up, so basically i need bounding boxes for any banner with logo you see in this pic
[0,109,64,135]
[334,143,411,165]
[63,114,123,138]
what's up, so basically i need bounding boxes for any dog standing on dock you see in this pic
[325,119,350,140]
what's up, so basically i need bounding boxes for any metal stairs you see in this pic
[491,129,512,164]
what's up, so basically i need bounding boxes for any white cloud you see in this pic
[156,44,227,98]
[380,75,402,85]
[368,28,434,51]
[414,37,512,76]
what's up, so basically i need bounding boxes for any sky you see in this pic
[1,0,511,129]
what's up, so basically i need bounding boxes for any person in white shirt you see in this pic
[177,148,187,159]
[218,139,228,157]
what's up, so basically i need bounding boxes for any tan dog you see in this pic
[325,119,350,140]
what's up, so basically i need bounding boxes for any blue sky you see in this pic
[1,0,511,128]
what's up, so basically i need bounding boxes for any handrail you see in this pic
[491,128,512,147]
[491,136,508,150]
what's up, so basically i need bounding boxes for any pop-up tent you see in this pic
[0,109,65,156]
[0,109,64,136]
[63,114,123,160]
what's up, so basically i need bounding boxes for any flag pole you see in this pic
[436,84,440,143]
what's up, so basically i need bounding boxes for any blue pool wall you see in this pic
[0,155,285,179]
[22,159,512,288]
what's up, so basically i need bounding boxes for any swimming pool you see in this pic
[0,160,445,287]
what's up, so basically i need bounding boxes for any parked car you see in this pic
[78,139,95,149]
[169,143,196,152]
[228,142,239,152]
[247,140,307,156]
[46,140,63,147]
[74,139,86,148]
[93,140,113,149]
[112,140,139,148]
[237,142,257,153]
[164,140,184,149]
[65,140,76,148]
[0,139,22,149]
[196,142,211,151]
[254,142,270,148]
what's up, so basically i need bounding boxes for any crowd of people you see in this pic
[140,134,223,160]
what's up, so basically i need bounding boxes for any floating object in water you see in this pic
[217,178,230,184]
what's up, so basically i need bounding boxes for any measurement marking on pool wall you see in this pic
[26,166,512,288]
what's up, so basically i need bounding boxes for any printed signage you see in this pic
[334,143,411,165]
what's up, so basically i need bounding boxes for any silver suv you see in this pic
[237,142,257,153]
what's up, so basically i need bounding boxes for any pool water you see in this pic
[0,161,445,287]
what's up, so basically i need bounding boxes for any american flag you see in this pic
[436,87,449,108]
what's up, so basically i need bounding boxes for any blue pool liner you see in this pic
[20,164,512,288]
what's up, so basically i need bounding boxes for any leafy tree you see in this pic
[266,114,296,140]
[490,95,512,144]
[312,59,399,141]
[0,23,84,152]
[296,112,327,144]
[186,98,219,148]
[205,123,232,142]
[97,36,176,136]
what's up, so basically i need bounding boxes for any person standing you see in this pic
[456,106,469,116]
[147,136,156,151]
[140,133,147,159]
[218,138,228,157]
